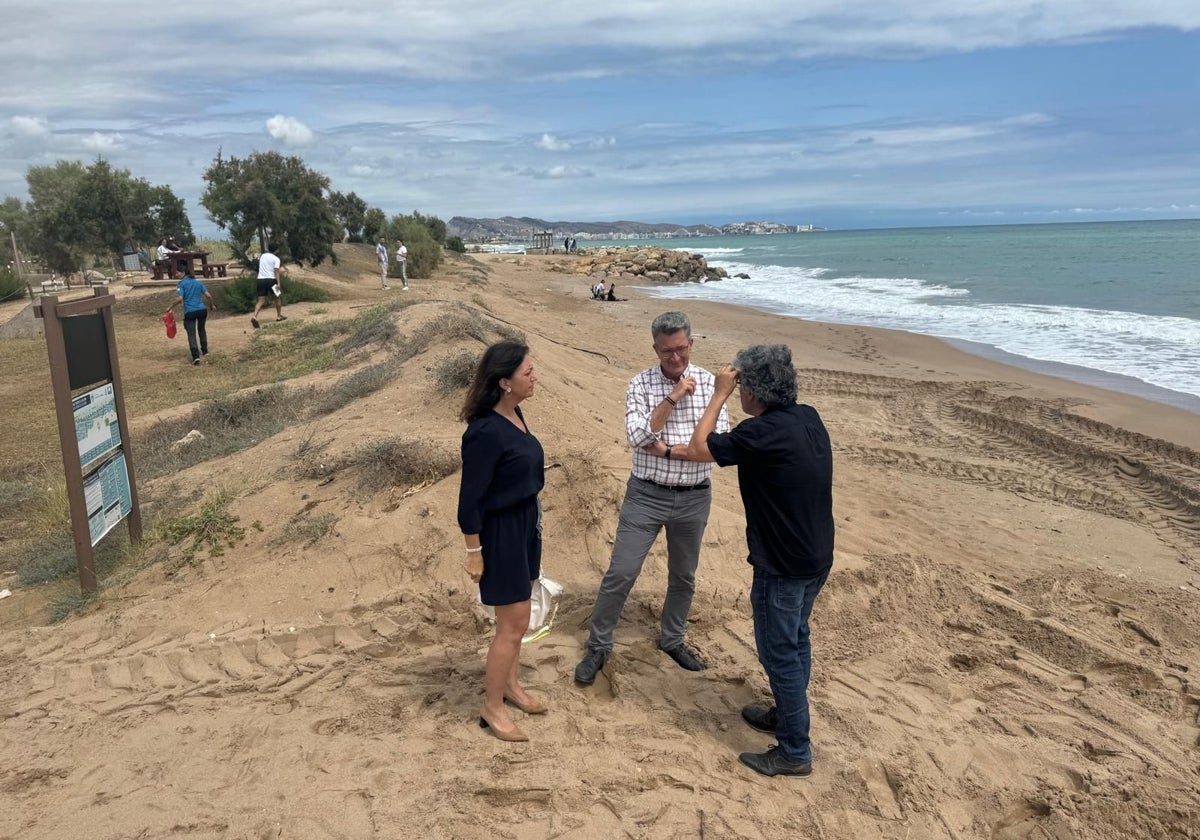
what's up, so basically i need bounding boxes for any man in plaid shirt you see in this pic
[575,311,730,685]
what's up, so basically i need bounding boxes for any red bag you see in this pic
[163,311,177,339]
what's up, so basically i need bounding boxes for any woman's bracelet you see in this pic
[465,546,482,553]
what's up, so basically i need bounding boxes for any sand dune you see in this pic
[1,253,1198,839]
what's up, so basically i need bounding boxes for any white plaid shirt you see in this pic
[625,363,729,486]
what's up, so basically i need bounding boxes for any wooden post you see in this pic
[39,295,98,592]
[35,288,141,594]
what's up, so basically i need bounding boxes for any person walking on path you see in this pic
[685,344,835,778]
[376,238,389,289]
[251,243,285,329]
[574,311,729,686]
[457,342,548,742]
[395,240,408,289]
[165,271,215,365]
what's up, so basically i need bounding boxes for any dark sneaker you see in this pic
[250,317,260,329]
[192,358,201,366]
[574,649,608,685]
[660,643,705,672]
[741,704,777,734]
[739,745,812,778]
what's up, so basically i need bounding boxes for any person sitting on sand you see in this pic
[591,281,605,299]
[685,344,834,779]
[605,283,618,302]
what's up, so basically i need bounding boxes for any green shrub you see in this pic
[387,214,442,279]
[446,236,466,253]
[0,267,25,302]
[217,274,331,313]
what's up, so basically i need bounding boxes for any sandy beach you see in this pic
[1,250,1198,839]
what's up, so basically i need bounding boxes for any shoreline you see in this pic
[628,281,1200,421]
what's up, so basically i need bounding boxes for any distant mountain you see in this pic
[447,216,819,241]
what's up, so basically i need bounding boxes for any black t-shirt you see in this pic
[457,407,545,534]
[707,403,834,578]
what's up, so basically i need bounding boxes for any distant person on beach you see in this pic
[164,270,215,365]
[605,283,617,301]
[395,240,408,290]
[574,311,729,686]
[564,237,570,253]
[251,243,285,329]
[458,341,548,742]
[570,238,577,252]
[685,344,834,778]
[376,238,389,289]
[591,281,605,299]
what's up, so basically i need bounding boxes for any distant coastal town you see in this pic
[446,216,824,243]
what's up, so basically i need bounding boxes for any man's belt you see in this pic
[637,477,711,492]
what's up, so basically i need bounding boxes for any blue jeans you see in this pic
[750,566,829,763]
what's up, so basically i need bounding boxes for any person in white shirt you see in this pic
[251,243,285,329]
[395,241,408,289]
[574,311,730,685]
[376,239,389,289]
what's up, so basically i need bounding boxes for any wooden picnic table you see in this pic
[152,250,228,280]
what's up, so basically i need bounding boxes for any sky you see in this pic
[1,1,1198,234]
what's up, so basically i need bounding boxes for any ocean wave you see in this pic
[636,262,1200,398]
[671,247,744,256]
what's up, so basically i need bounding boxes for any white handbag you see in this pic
[480,575,563,643]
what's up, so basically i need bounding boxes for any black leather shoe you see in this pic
[660,644,705,672]
[741,703,776,734]
[574,649,608,685]
[739,745,812,777]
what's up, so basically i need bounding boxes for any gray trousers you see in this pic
[585,476,712,653]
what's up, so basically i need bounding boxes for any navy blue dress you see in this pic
[457,407,545,606]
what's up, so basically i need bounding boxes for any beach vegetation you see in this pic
[387,211,444,279]
[163,487,245,565]
[341,436,460,493]
[0,266,25,302]
[200,150,341,268]
[432,351,479,395]
[0,196,30,266]
[330,191,368,242]
[271,511,338,547]
[363,207,387,243]
[216,274,331,313]
[19,158,193,274]
[446,236,466,253]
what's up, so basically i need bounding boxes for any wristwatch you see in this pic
[665,445,673,459]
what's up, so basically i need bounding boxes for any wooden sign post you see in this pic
[35,287,141,593]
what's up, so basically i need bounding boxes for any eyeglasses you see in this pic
[655,343,691,359]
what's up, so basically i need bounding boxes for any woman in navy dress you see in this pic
[457,341,547,741]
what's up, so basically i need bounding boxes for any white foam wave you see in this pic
[637,261,1200,398]
[671,247,744,256]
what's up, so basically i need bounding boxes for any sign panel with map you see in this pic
[73,383,121,470]
[84,451,132,546]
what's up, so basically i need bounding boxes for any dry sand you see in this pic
[1,252,1198,839]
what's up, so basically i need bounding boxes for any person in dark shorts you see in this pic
[457,341,547,742]
[250,243,285,329]
[164,271,215,365]
[686,344,835,779]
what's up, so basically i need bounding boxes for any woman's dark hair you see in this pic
[459,341,530,422]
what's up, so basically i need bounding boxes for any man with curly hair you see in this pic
[686,344,835,778]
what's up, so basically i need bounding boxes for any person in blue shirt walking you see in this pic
[165,271,216,365]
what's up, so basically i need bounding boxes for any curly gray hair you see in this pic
[733,344,797,408]
[650,311,691,341]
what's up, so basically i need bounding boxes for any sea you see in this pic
[584,220,1200,413]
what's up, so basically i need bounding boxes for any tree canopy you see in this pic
[20,159,193,274]
[329,191,368,242]
[201,150,340,267]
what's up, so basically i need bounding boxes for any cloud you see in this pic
[266,115,314,147]
[536,133,570,151]
[80,132,123,151]
[10,116,49,137]
[519,165,594,179]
